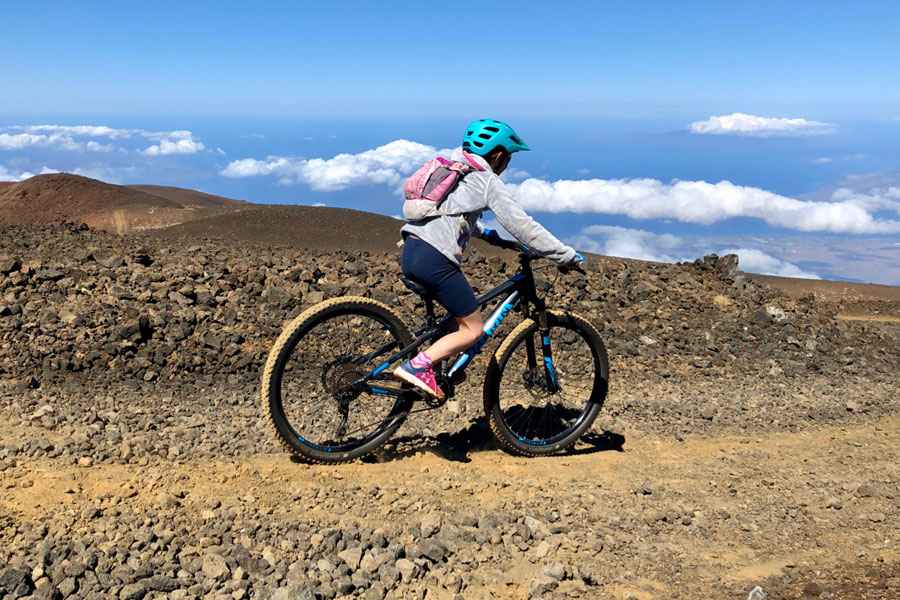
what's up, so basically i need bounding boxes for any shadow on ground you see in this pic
[362,418,626,464]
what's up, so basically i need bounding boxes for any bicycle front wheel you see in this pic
[262,296,414,463]
[484,310,609,456]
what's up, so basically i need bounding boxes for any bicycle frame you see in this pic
[350,250,561,398]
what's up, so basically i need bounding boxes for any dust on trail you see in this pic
[4,416,898,598]
[837,313,900,323]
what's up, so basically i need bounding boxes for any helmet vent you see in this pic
[484,126,500,133]
[477,133,492,140]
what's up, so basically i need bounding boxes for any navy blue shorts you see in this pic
[401,236,480,318]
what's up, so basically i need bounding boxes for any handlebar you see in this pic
[487,236,587,274]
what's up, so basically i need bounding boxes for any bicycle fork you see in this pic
[534,309,561,394]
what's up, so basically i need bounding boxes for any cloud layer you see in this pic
[0,125,206,156]
[509,177,900,234]
[688,113,836,137]
[221,140,452,191]
[0,165,58,181]
[222,138,900,235]
[139,130,206,156]
[567,225,821,279]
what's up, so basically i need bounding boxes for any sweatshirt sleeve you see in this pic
[484,177,576,265]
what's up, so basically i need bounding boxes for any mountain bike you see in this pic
[261,242,609,464]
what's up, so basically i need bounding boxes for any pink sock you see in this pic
[410,351,433,369]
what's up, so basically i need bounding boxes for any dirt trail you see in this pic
[4,415,898,599]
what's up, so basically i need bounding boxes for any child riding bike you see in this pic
[394,119,585,399]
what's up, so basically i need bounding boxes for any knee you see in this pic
[463,321,483,345]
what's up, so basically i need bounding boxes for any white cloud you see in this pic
[221,140,453,191]
[567,225,685,263]
[812,157,833,164]
[14,125,133,139]
[718,247,820,279]
[0,133,48,150]
[312,202,326,207]
[509,176,900,234]
[830,186,900,215]
[71,165,136,184]
[500,167,531,182]
[0,165,59,181]
[567,225,820,278]
[1,124,207,156]
[689,113,836,137]
[220,138,900,235]
[86,141,115,153]
[139,130,205,156]
[0,132,83,151]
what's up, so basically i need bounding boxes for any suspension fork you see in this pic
[533,303,560,394]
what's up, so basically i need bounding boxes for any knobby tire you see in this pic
[483,310,609,456]
[261,296,414,464]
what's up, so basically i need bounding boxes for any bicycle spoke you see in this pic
[493,316,604,450]
[279,311,404,450]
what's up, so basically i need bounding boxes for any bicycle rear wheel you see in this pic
[484,310,609,456]
[262,296,414,463]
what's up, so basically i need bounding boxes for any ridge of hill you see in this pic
[0,173,253,231]
[127,184,249,208]
[147,203,407,253]
[0,173,181,226]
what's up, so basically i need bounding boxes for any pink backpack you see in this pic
[402,157,476,221]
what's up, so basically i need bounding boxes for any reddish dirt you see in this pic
[127,184,250,208]
[148,204,408,253]
[0,173,180,226]
[754,274,900,320]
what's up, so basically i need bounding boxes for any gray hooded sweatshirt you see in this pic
[400,149,576,267]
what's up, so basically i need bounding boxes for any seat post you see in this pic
[400,276,438,325]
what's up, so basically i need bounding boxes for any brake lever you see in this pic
[558,264,587,276]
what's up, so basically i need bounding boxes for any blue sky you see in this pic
[4,1,899,116]
[2,2,900,284]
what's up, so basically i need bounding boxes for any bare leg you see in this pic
[422,309,483,362]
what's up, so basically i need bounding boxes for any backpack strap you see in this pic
[461,150,488,172]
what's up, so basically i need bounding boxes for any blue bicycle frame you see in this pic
[350,247,561,399]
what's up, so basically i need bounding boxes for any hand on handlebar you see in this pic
[558,252,587,274]
[483,229,523,251]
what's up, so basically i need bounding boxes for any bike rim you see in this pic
[497,323,600,446]
[276,310,405,454]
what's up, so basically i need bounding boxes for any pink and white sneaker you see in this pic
[393,358,444,399]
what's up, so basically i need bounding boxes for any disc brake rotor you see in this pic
[521,365,555,399]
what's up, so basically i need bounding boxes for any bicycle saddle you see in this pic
[400,276,432,300]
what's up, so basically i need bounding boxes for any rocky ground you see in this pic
[1,222,898,599]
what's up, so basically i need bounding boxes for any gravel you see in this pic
[0,223,898,599]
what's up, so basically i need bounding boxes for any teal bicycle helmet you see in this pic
[462,119,530,156]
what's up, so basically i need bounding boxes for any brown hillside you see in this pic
[146,204,407,252]
[144,202,900,315]
[0,173,181,226]
[0,182,14,190]
[127,184,248,208]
